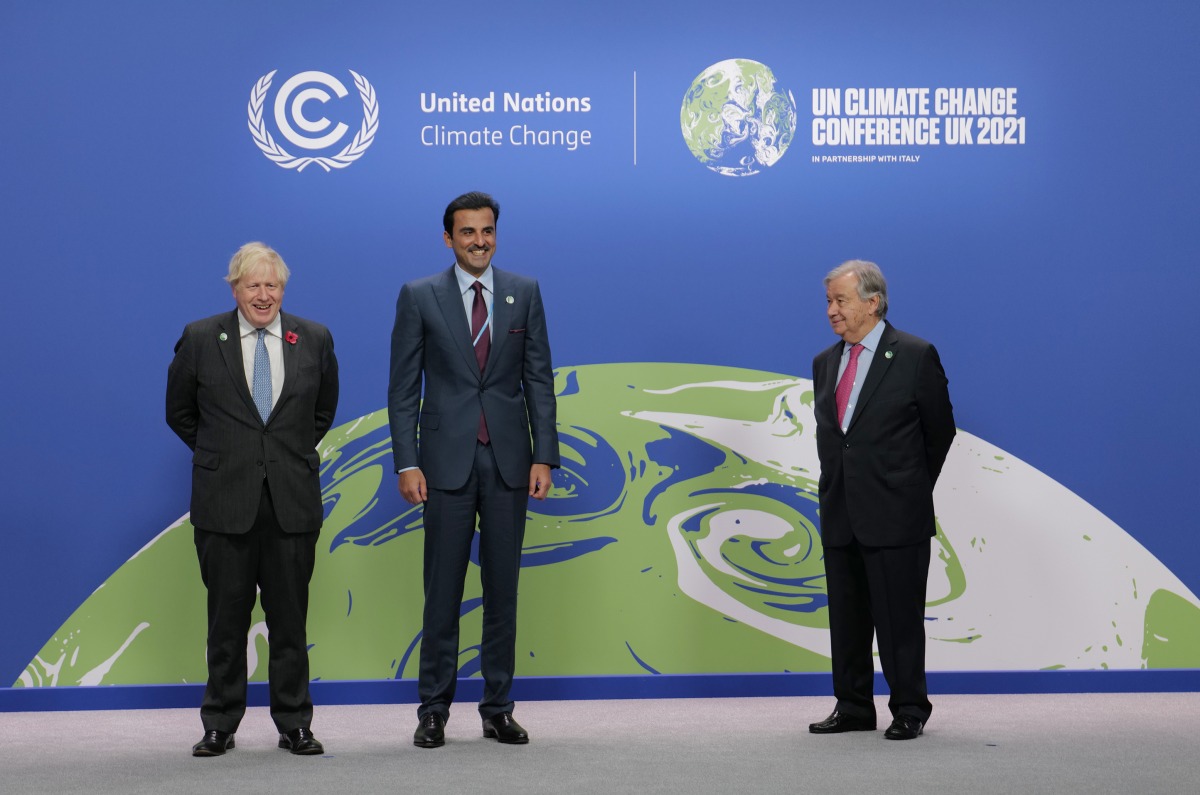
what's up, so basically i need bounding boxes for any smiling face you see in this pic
[825,272,879,343]
[232,261,285,328]
[444,207,497,278]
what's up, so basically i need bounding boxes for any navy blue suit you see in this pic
[388,265,558,720]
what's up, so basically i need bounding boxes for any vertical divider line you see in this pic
[633,71,638,166]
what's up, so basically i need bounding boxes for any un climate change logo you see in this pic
[248,70,378,172]
[681,59,797,177]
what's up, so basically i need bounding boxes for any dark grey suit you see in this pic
[812,321,955,723]
[388,265,558,720]
[166,309,338,733]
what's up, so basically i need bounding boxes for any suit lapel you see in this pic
[433,266,482,381]
[485,267,512,376]
[847,322,897,432]
[821,341,846,435]
[217,310,262,422]
[271,312,300,422]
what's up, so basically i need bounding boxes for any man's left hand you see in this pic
[528,464,552,500]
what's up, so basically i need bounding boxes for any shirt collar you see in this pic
[455,264,493,295]
[237,310,283,339]
[847,319,886,355]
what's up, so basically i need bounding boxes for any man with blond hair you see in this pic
[167,242,338,757]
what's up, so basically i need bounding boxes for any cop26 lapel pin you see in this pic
[219,332,228,341]
[885,351,893,359]
[506,295,514,304]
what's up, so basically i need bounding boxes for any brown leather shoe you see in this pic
[192,730,235,756]
[482,712,529,744]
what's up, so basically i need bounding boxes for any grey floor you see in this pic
[2,693,1197,794]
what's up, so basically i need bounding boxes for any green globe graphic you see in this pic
[16,363,1200,688]
[681,59,798,176]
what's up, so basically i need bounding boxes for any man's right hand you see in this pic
[398,469,427,505]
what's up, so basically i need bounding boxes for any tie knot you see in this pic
[471,281,484,296]
[257,328,267,340]
[849,342,864,359]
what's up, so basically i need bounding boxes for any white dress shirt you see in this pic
[237,311,284,410]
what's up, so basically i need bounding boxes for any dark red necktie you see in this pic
[470,282,491,443]
[835,343,864,427]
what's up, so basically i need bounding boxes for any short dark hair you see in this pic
[443,191,500,234]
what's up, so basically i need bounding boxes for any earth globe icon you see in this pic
[681,59,797,176]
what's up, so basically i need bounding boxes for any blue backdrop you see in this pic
[2,0,1198,692]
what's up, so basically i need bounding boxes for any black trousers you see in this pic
[418,442,528,721]
[823,538,933,722]
[194,480,318,733]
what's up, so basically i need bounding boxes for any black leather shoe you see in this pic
[414,713,446,748]
[192,730,235,757]
[884,715,924,740]
[482,712,529,744]
[278,727,324,755]
[808,711,877,734]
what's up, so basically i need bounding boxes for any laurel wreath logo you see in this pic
[247,70,379,172]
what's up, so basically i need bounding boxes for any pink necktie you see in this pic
[470,282,491,443]
[835,343,864,427]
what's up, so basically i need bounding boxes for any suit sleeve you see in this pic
[388,282,424,472]
[522,280,560,467]
[165,326,199,450]
[314,325,339,442]
[916,342,956,485]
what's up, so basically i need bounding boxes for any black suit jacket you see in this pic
[812,321,955,548]
[166,310,339,534]
[388,266,559,490]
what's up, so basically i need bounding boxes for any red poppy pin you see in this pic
[285,331,299,345]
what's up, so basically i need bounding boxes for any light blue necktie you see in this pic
[252,328,272,423]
